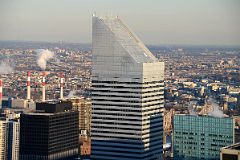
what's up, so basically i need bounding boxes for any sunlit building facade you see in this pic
[67,97,91,159]
[91,15,165,160]
[0,119,19,160]
[0,120,7,160]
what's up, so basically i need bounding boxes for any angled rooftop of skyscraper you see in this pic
[91,15,164,160]
[92,15,158,64]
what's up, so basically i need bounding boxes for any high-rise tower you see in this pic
[91,15,164,160]
[0,119,19,160]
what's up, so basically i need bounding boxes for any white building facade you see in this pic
[0,119,19,160]
[0,120,7,160]
[91,15,164,160]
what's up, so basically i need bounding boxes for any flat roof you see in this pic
[37,100,62,105]
[23,112,54,116]
[222,143,240,150]
[175,114,230,119]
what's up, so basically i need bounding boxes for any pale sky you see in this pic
[0,0,240,46]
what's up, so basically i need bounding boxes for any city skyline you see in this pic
[0,1,239,160]
[0,0,240,46]
[0,13,239,160]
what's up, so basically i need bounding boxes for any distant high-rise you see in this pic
[0,119,19,160]
[0,120,8,160]
[19,101,79,160]
[91,15,164,160]
[68,97,91,135]
[173,114,235,160]
[67,97,91,159]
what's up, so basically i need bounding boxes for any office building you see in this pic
[220,143,240,160]
[0,119,7,160]
[0,119,19,160]
[91,15,164,160]
[173,114,235,160]
[67,97,91,159]
[20,101,79,160]
[68,97,91,135]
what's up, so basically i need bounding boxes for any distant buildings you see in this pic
[173,114,234,160]
[19,101,79,160]
[220,143,240,160]
[0,119,19,160]
[91,15,164,160]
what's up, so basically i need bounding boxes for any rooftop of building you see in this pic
[22,112,54,116]
[93,15,158,64]
[175,114,231,119]
[37,99,64,105]
[36,100,73,113]
[221,143,240,151]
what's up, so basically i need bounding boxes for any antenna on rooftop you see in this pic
[92,11,96,17]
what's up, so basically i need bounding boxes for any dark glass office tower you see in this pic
[20,101,79,160]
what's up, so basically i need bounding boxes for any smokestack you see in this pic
[42,72,46,102]
[27,71,31,100]
[0,79,2,108]
[60,73,64,100]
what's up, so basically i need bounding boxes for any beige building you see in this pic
[67,97,91,135]
[220,143,240,160]
[67,97,91,158]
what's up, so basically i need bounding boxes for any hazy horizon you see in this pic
[0,0,240,46]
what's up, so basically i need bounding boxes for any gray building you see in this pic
[91,15,165,160]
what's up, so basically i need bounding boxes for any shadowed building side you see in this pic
[19,101,79,160]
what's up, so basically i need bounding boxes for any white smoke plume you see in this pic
[36,49,54,70]
[188,101,197,115]
[67,90,76,98]
[208,98,225,118]
[0,61,14,74]
[54,57,60,64]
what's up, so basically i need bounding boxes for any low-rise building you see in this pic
[220,143,240,160]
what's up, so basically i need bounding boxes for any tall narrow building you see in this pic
[91,15,164,160]
[0,120,7,160]
[0,119,19,160]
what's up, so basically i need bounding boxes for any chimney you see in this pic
[27,71,31,100]
[42,72,46,102]
[60,73,64,100]
[0,79,2,108]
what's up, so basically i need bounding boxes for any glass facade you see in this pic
[20,109,79,160]
[91,15,164,160]
[173,115,234,160]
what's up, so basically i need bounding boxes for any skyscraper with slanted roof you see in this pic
[91,15,165,160]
